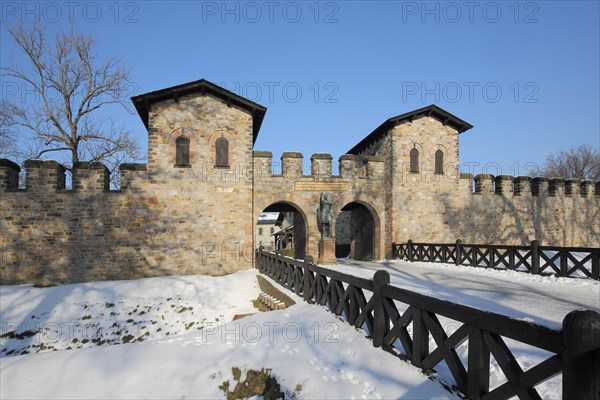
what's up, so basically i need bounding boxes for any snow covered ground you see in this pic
[315,260,600,398]
[0,270,262,356]
[2,261,598,399]
[1,269,455,399]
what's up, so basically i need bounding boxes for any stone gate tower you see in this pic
[129,80,266,273]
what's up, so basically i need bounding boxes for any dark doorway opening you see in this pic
[335,202,377,260]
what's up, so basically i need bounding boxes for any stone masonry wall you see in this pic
[1,104,598,285]
[0,161,149,284]
[0,92,256,285]
[367,115,599,250]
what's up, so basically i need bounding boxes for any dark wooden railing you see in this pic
[256,247,600,400]
[392,240,600,280]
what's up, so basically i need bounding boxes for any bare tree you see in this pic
[1,23,140,184]
[535,144,600,181]
[0,101,14,156]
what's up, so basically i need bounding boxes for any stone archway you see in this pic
[336,201,380,261]
[260,201,308,260]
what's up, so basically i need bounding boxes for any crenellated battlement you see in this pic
[253,151,385,182]
[119,163,148,193]
[4,155,596,201]
[0,158,20,190]
[0,158,148,193]
[464,173,599,199]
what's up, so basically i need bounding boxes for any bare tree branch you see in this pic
[535,144,600,181]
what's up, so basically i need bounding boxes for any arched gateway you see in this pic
[253,152,385,262]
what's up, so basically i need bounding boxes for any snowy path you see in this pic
[331,260,600,330]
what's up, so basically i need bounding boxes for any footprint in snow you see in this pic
[340,370,360,384]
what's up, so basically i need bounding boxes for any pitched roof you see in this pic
[257,212,280,225]
[131,79,267,143]
[347,104,473,155]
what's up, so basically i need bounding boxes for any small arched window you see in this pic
[410,148,419,173]
[258,228,263,235]
[435,150,444,174]
[270,227,275,234]
[176,136,190,166]
[215,137,229,167]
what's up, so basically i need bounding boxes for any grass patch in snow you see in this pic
[219,367,300,400]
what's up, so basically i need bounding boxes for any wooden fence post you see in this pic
[562,310,600,400]
[372,270,390,348]
[303,255,313,302]
[455,239,462,266]
[593,250,599,280]
[560,251,568,277]
[531,240,540,275]
[408,240,413,261]
[467,327,490,399]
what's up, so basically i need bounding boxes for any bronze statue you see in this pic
[317,193,334,238]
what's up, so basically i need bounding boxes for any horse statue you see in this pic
[316,193,334,239]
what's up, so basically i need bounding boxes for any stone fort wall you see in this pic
[1,81,598,285]
[2,150,597,285]
[0,150,387,284]
[353,115,600,254]
[1,90,259,285]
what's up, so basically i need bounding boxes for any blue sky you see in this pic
[1,1,599,176]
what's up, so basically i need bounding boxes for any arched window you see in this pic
[435,150,444,174]
[270,227,275,234]
[259,228,263,235]
[175,136,190,166]
[410,148,419,173]
[215,137,229,167]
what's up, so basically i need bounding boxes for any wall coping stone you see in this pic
[253,151,273,158]
[24,159,66,170]
[311,153,333,160]
[281,152,303,159]
[0,159,20,171]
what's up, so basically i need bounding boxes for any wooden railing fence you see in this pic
[256,247,600,400]
[392,240,600,280]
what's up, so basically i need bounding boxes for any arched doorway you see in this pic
[335,202,379,261]
[257,202,307,260]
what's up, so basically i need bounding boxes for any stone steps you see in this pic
[258,292,287,310]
